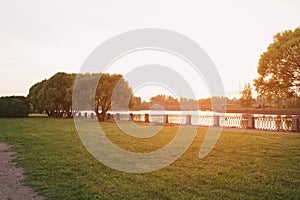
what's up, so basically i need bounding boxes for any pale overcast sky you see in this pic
[0,0,299,99]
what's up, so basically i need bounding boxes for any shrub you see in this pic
[0,96,29,117]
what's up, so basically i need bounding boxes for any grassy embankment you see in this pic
[0,117,299,199]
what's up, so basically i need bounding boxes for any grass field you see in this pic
[0,118,299,199]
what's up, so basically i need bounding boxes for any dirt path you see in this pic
[0,143,45,200]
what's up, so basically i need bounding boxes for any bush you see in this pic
[0,96,29,117]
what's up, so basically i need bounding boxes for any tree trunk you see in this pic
[95,104,106,122]
[96,111,106,121]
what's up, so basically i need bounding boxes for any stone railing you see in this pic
[75,112,300,132]
[254,115,294,131]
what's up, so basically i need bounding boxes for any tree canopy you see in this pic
[95,73,133,121]
[254,27,300,101]
[28,79,46,113]
[28,72,76,117]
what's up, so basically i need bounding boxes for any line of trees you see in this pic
[26,72,243,119]
[131,95,230,111]
[27,70,293,119]
[131,95,198,111]
[28,72,133,121]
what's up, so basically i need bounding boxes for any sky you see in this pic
[0,0,299,100]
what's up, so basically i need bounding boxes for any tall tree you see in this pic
[240,83,254,107]
[95,73,133,121]
[72,73,100,111]
[254,27,300,101]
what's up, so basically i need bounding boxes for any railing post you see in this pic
[129,113,133,121]
[275,115,281,131]
[213,115,219,127]
[247,115,255,129]
[115,113,120,121]
[145,113,149,123]
[292,116,299,132]
[186,115,192,125]
[165,114,169,124]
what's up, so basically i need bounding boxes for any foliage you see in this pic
[146,95,199,110]
[198,98,212,110]
[131,96,229,111]
[179,97,198,110]
[285,97,300,108]
[149,95,180,110]
[72,73,99,111]
[0,96,29,117]
[254,27,300,101]
[42,72,76,117]
[131,96,142,110]
[240,83,254,107]
[0,118,299,199]
[28,72,133,120]
[131,96,150,110]
[27,80,47,113]
[28,72,76,117]
[95,73,133,121]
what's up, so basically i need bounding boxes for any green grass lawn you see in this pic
[0,118,299,199]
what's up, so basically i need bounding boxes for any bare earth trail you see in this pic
[0,143,44,200]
